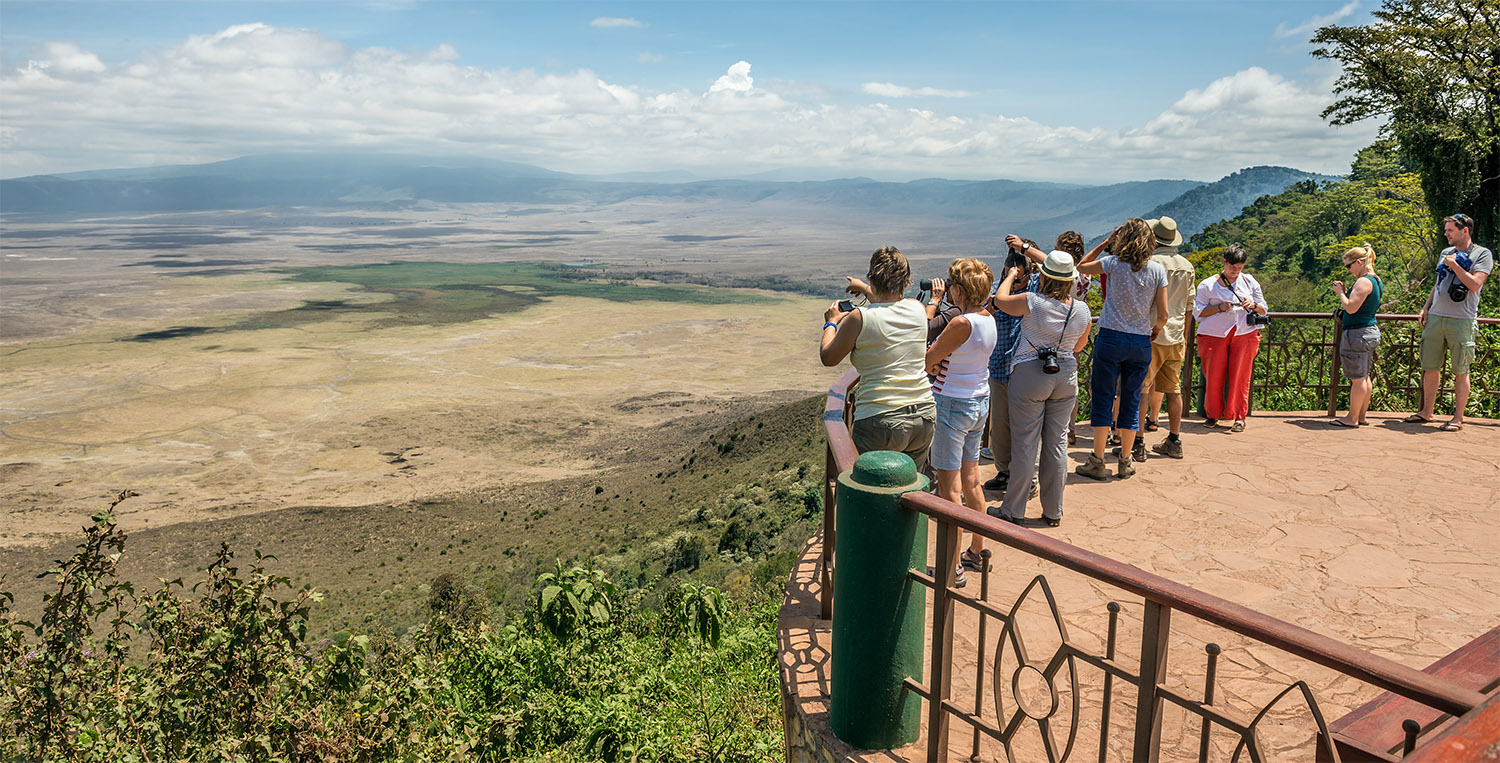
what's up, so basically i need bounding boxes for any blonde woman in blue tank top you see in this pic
[924,259,997,584]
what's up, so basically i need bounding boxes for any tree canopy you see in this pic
[1313,0,1500,244]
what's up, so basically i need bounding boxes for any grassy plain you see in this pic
[1,211,843,632]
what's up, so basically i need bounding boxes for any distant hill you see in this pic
[1145,165,1342,241]
[0,153,1206,240]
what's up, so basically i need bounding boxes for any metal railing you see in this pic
[1064,312,1499,420]
[819,368,1490,761]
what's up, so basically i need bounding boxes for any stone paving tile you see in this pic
[780,412,1500,761]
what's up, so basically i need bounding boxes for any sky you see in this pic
[0,0,1384,184]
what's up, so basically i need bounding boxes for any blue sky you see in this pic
[0,1,1381,182]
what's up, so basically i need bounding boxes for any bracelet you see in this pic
[823,321,838,330]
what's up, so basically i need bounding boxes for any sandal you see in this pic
[1329,419,1358,428]
[1144,420,1159,432]
[1402,413,1434,424]
[960,548,985,572]
[1439,421,1465,432]
[1230,421,1245,433]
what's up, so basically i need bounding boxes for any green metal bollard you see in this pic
[829,450,929,748]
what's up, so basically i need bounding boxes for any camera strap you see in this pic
[1024,298,1076,355]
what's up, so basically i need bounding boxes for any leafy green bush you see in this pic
[2,502,786,762]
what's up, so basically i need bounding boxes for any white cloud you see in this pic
[861,82,974,98]
[709,60,753,92]
[637,52,664,63]
[0,26,1378,182]
[1275,1,1359,39]
[591,17,645,29]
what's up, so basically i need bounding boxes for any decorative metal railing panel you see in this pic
[1067,313,1499,419]
[818,370,1491,762]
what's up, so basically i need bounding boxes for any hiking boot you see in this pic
[1152,435,1183,459]
[1131,438,1147,462]
[1116,457,1136,479]
[1076,455,1109,481]
[983,472,1009,491]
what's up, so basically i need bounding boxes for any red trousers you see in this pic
[1198,328,1260,420]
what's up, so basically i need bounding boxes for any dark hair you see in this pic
[1055,231,1085,261]
[1222,243,1248,265]
[1445,214,1474,230]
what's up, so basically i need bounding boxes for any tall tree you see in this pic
[1313,0,1500,246]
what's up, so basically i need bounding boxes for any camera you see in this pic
[1004,247,1029,274]
[919,279,934,292]
[1246,312,1272,327]
[1448,280,1470,302]
[837,299,855,313]
[1037,346,1060,375]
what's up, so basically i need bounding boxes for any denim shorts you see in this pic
[931,393,989,471]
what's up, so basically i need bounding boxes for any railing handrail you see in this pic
[897,490,1485,717]
[1266,311,1500,325]
[822,359,1485,722]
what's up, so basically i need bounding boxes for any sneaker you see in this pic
[1204,418,1218,428]
[1131,438,1147,463]
[953,564,968,589]
[1117,457,1136,479]
[1076,455,1109,480]
[960,548,984,572]
[1152,435,1183,459]
[983,473,1009,491]
[979,447,994,461]
[1029,479,1039,499]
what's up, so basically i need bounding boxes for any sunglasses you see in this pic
[1451,213,1473,229]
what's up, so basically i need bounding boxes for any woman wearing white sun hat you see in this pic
[984,250,1093,527]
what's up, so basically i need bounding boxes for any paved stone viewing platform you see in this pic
[778,411,1500,761]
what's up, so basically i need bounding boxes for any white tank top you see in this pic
[850,300,934,421]
[932,312,997,399]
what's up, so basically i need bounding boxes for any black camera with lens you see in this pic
[1004,247,1029,274]
[1246,312,1272,327]
[1037,346,1061,374]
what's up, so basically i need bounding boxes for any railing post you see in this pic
[821,444,836,621]
[1327,310,1345,416]
[829,451,929,749]
[927,517,958,762]
[1132,600,1172,762]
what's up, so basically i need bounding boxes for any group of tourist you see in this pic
[818,212,1491,586]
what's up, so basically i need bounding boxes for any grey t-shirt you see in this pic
[1012,293,1093,371]
[1429,243,1493,320]
[1097,255,1168,335]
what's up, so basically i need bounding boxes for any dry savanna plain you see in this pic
[2,199,990,629]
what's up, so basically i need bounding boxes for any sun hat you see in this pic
[1146,216,1183,247]
[1040,250,1077,281]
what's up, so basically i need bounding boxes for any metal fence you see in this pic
[1068,313,1499,420]
[819,368,1491,761]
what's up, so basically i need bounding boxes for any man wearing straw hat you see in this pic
[1137,216,1195,460]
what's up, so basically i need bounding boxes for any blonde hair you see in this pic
[1344,244,1377,275]
[1113,218,1155,271]
[946,257,994,307]
[1038,273,1073,300]
[867,246,912,295]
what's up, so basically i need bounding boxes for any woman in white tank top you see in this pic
[924,258,997,582]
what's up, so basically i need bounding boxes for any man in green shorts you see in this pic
[1406,214,1491,431]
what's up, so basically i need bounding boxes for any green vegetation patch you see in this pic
[122,262,777,341]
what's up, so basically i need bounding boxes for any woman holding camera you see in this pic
[820,247,936,469]
[1194,243,1269,432]
[1331,245,1383,427]
[923,259,997,580]
[986,252,1092,527]
[1075,219,1167,479]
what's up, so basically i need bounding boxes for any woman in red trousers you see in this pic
[1193,244,1269,432]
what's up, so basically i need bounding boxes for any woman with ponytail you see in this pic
[1330,244,1383,427]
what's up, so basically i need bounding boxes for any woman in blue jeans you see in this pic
[1075,219,1167,479]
